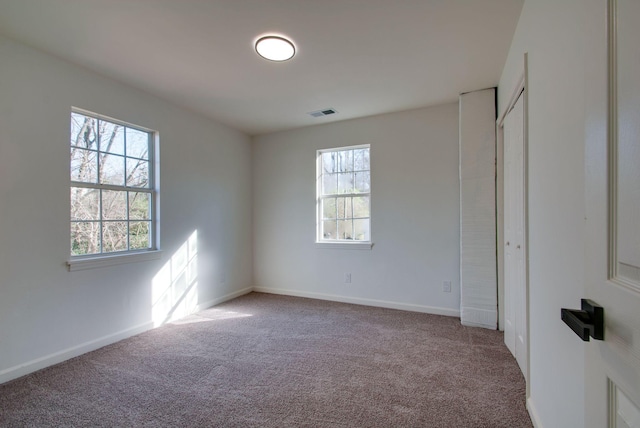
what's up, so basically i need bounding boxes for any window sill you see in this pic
[315,242,373,250]
[67,250,163,271]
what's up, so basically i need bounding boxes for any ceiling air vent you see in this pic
[308,108,337,118]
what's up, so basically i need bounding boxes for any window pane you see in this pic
[317,145,370,243]
[99,121,124,155]
[322,198,336,219]
[100,153,125,186]
[129,192,151,220]
[337,150,353,172]
[70,111,156,257]
[353,196,370,218]
[126,158,150,188]
[71,221,101,255]
[337,173,354,194]
[354,219,370,241]
[102,190,127,220]
[71,113,97,149]
[70,148,98,183]
[353,148,370,171]
[322,173,337,195]
[126,128,149,160]
[337,197,352,219]
[71,187,100,221]
[322,220,336,240]
[355,171,370,193]
[103,222,128,253]
[337,219,353,240]
[321,152,336,173]
[130,221,151,250]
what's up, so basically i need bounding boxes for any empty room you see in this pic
[1,1,639,427]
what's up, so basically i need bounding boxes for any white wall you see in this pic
[0,35,253,382]
[252,104,460,315]
[498,0,593,426]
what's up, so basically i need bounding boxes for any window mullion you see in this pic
[96,119,102,185]
[99,189,104,254]
[124,125,130,253]
[126,191,130,251]
[320,193,370,199]
[70,181,151,193]
[350,196,355,239]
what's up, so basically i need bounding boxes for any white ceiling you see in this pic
[0,0,523,136]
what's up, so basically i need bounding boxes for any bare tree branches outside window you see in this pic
[70,111,155,256]
[317,146,371,242]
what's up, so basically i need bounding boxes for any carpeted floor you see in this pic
[0,292,532,427]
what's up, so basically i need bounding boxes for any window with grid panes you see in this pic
[70,110,156,256]
[317,145,370,242]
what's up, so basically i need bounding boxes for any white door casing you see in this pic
[503,90,528,379]
[503,105,515,357]
[584,0,640,426]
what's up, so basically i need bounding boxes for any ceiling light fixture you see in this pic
[255,35,296,62]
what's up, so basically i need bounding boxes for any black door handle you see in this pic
[561,299,604,341]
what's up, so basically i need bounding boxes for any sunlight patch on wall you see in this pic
[152,230,198,327]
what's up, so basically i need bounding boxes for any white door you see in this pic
[503,92,527,377]
[584,0,640,426]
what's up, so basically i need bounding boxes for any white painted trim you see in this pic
[0,287,253,385]
[606,0,640,295]
[496,117,505,332]
[523,52,531,401]
[314,242,373,250]
[496,61,526,335]
[498,72,526,127]
[527,397,544,428]
[497,52,531,399]
[460,320,494,329]
[195,287,254,311]
[67,250,162,271]
[608,0,618,285]
[252,286,460,317]
[0,321,153,385]
[609,378,617,428]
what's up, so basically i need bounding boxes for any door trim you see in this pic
[497,53,530,397]
[607,0,640,295]
[606,0,640,372]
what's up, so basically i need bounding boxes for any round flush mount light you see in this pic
[255,35,296,61]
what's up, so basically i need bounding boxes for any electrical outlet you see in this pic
[345,273,352,284]
[443,281,452,293]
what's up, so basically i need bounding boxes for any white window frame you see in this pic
[67,108,161,271]
[316,144,373,250]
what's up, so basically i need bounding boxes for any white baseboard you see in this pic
[0,321,153,385]
[253,286,460,318]
[0,286,458,385]
[0,287,255,386]
[460,306,498,330]
[196,287,254,311]
[460,320,498,329]
[527,397,543,428]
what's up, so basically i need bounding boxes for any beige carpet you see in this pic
[0,292,532,427]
